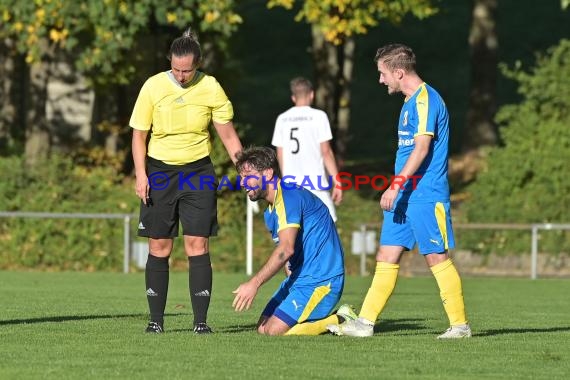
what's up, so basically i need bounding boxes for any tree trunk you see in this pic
[24,57,52,166]
[311,25,338,134]
[311,28,354,168]
[336,37,355,168]
[463,0,499,153]
[0,39,14,149]
[0,38,27,151]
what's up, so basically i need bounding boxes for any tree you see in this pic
[463,0,499,154]
[266,0,437,165]
[462,40,570,254]
[0,0,242,164]
[0,38,24,153]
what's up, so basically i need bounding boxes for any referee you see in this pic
[130,27,242,334]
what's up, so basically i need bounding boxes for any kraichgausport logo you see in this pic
[146,173,422,192]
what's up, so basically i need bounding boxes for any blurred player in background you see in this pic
[271,77,342,222]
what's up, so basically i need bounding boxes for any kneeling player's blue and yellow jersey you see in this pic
[262,181,344,325]
[264,181,344,282]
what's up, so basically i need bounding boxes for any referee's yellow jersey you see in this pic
[130,71,234,165]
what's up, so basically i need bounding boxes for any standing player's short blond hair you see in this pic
[374,44,416,72]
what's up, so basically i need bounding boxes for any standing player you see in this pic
[131,27,242,334]
[271,77,342,222]
[328,44,471,339]
[232,146,356,335]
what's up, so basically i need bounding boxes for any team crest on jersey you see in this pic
[402,111,408,126]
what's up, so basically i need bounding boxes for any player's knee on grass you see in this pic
[257,325,285,336]
[257,317,290,336]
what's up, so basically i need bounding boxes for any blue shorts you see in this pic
[380,201,455,255]
[261,274,344,327]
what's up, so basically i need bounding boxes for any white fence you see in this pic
[352,222,570,279]
[1,211,569,278]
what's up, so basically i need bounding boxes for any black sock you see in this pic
[189,253,212,324]
[145,254,169,325]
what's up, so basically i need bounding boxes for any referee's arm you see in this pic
[213,121,243,164]
[132,129,149,203]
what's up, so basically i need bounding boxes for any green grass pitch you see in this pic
[0,271,568,379]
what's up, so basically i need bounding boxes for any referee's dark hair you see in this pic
[236,146,282,179]
[168,27,202,67]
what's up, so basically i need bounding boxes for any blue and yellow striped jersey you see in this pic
[395,83,450,203]
[263,181,344,281]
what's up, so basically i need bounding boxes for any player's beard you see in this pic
[247,188,267,202]
[385,80,401,95]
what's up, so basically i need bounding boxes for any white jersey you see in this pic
[272,106,337,221]
[272,106,333,189]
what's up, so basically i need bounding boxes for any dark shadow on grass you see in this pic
[374,324,570,337]
[0,313,183,326]
[202,319,430,335]
[218,323,259,333]
[373,318,429,334]
[168,323,259,334]
[476,326,570,337]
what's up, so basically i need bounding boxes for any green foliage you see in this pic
[461,40,570,255]
[0,154,138,270]
[0,123,259,271]
[267,0,437,44]
[0,0,241,84]
[0,124,255,272]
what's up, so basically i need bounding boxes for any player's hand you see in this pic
[284,262,292,277]
[135,174,149,204]
[331,186,343,206]
[232,280,259,312]
[380,188,399,211]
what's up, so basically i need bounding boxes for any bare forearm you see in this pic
[132,130,148,175]
[398,148,427,178]
[323,150,339,182]
[394,137,430,188]
[214,121,243,163]
[251,245,292,287]
[321,142,340,184]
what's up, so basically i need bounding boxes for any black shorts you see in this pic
[137,156,218,238]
